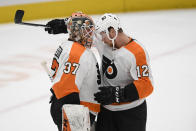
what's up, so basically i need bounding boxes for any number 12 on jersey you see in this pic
[136,65,149,78]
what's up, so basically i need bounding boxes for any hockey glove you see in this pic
[94,83,139,105]
[45,19,68,34]
[94,86,122,105]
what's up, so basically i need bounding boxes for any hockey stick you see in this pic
[41,61,53,82]
[14,10,47,27]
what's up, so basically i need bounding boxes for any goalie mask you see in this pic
[67,12,95,48]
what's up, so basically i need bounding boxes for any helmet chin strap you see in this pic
[106,29,118,50]
[106,29,118,63]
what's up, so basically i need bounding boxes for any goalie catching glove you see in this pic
[45,19,68,34]
[94,83,139,105]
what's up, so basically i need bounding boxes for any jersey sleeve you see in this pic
[50,42,70,80]
[51,42,86,99]
[75,50,92,89]
[125,40,154,99]
[77,50,101,113]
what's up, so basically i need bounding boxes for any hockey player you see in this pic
[93,13,154,131]
[47,12,101,131]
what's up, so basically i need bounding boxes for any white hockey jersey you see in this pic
[50,40,101,113]
[95,38,154,111]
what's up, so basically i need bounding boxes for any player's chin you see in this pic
[103,39,112,46]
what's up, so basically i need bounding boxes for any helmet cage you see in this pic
[67,15,94,48]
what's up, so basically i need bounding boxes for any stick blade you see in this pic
[14,10,24,24]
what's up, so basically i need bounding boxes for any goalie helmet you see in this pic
[67,12,95,47]
[95,13,121,41]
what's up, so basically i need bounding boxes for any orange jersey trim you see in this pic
[80,101,100,113]
[53,42,86,99]
[124,41,153,99]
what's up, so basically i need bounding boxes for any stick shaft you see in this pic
[41,61,53,82]
[20,22,47,27]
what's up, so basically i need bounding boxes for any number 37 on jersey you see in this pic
[51,57,80,79]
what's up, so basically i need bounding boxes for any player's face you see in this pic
[100,32,113,47]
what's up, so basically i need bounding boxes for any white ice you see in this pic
[0,9,196,131]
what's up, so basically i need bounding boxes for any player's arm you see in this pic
[126,42,154,101]
[94,74,153,105]
[94,43,154,105]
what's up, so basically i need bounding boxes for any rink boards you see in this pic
[0,0,196,23]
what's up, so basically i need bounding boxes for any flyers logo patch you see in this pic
[107,66,113,75]
[102,55,117,79]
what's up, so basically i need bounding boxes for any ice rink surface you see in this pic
[0,9,196,131]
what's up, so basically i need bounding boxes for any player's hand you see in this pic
[94,83,140,105]
[45,19,68,34]
[94,86,122,105]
